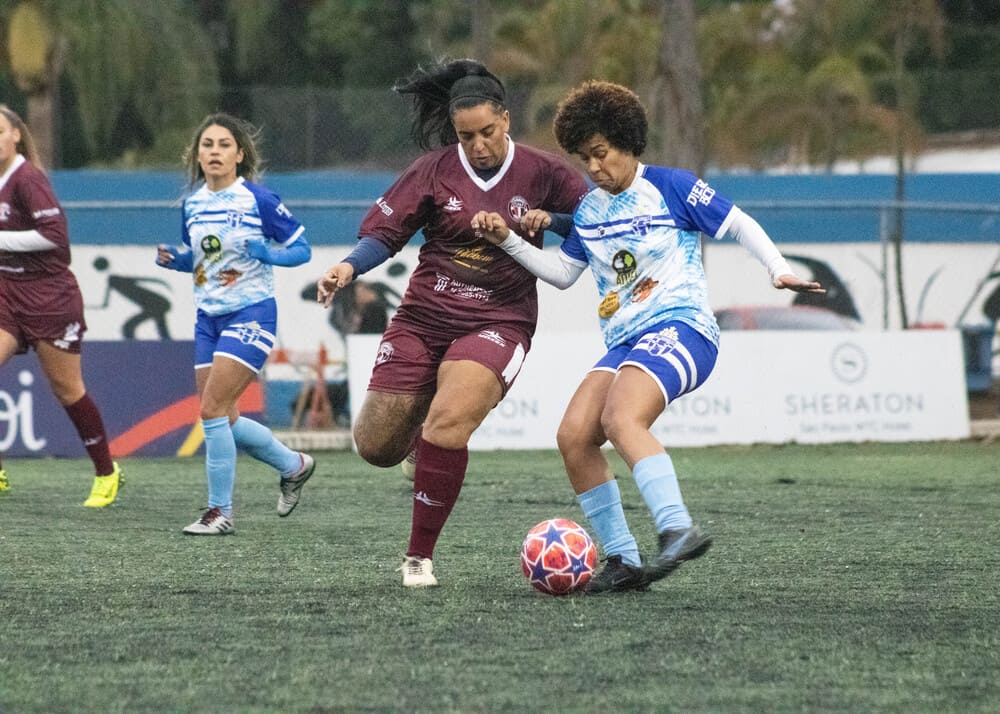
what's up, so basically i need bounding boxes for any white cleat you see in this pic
[183,507,234,535]
[399,555,438,587]
[277,453,316,517]
[400,449,417,481]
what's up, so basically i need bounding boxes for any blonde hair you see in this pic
[0,104,42,169]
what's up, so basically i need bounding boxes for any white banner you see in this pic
[347,329,970,448]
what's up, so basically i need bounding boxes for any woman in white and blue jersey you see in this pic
[474,81,824,593]
[156,113,315,535]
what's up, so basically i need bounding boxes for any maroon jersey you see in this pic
[0,155,71,280]
[358,140,587,337]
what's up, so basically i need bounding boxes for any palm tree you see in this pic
[3,0,218,167]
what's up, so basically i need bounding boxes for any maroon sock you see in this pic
[64,393,114,476]
[407,437,469,559]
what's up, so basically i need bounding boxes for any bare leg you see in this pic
[556,370,615,494]
[353,390,432,467]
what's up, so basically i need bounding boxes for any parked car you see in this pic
[715,305,862,331]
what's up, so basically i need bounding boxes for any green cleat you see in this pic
[83,463,123,507]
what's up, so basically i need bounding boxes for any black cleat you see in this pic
[646,524,712,583]
[583,555,650,594]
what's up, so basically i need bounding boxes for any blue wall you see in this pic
[51,169,1000,246]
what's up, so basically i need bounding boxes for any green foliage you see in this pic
[48,0,218,160]
[2,442,1000,711]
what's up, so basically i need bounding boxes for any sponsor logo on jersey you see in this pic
[630,277,659,303]
[32,207,60,219]
[0,202,9,221]
[685,179,716,207]
[508,195,530,221]
[444,196,463,212]
[201,234,222,260]
[375,340,394,365]
[376,197,394,216]
[611,249,637,286]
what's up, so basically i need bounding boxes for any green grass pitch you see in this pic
[1,441,998,712]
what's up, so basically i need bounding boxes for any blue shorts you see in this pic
[194,298,277,373]
[593,320,718,405]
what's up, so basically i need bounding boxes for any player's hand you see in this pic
[316,262,356,308]
[471,211,511,245]
[156,243,177,267]
[519,209,551,238]
[773,274,825,293]
[156,243,193,272]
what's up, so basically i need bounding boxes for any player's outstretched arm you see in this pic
[471,211,584,289]
[156,244,193,273]
[773,274,825,293]
[316,263,356,308]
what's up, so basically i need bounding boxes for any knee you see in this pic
[556,412,595,454]
[353,425,405,468]
[599,406,628,447]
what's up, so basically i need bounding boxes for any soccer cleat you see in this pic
[400,449,417,481]
[83,463,123,507]
[583,555,649,594]
[277,452,316,517]
[646,524,713,582]
[182,507,235,535]
[399,555,438,587]
[0,469,9,492]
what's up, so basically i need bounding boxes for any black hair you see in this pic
[553,81,648,157]
[394,58,506,149]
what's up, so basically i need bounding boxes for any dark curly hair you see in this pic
[553,81,648,157]
[393,58,506,150]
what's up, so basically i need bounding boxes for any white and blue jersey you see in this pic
[562,164,735,349]
[182,177,304,315]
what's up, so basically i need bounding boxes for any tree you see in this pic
[651,0,705,172]
[2,0,218,167]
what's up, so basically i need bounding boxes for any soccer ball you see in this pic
[520,518,597,595]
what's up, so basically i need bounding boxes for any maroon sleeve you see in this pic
[16,164,69,250]
[357,153,438,252]
[546,156,589,217]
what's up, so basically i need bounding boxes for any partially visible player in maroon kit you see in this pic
[317,59,587,587]
[0,104,123,506]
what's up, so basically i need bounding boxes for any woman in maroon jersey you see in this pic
[0,105,122,506]
[316,58,587,587]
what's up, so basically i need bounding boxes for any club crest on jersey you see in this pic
[631,215,652,235]
[0,202,10,221]
[226,210,245,228]
[612,249,637,286]
[375,341,394,365]
[508,195,530,221]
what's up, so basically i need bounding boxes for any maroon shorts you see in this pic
[0,273,88,354]
[368,318,532,398]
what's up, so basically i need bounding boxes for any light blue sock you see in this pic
[634,453,692,534]
[203,416,236,518]
[577,480,641,567]
[231,416,301,477]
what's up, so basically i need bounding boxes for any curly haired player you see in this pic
[474,81,824,593]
